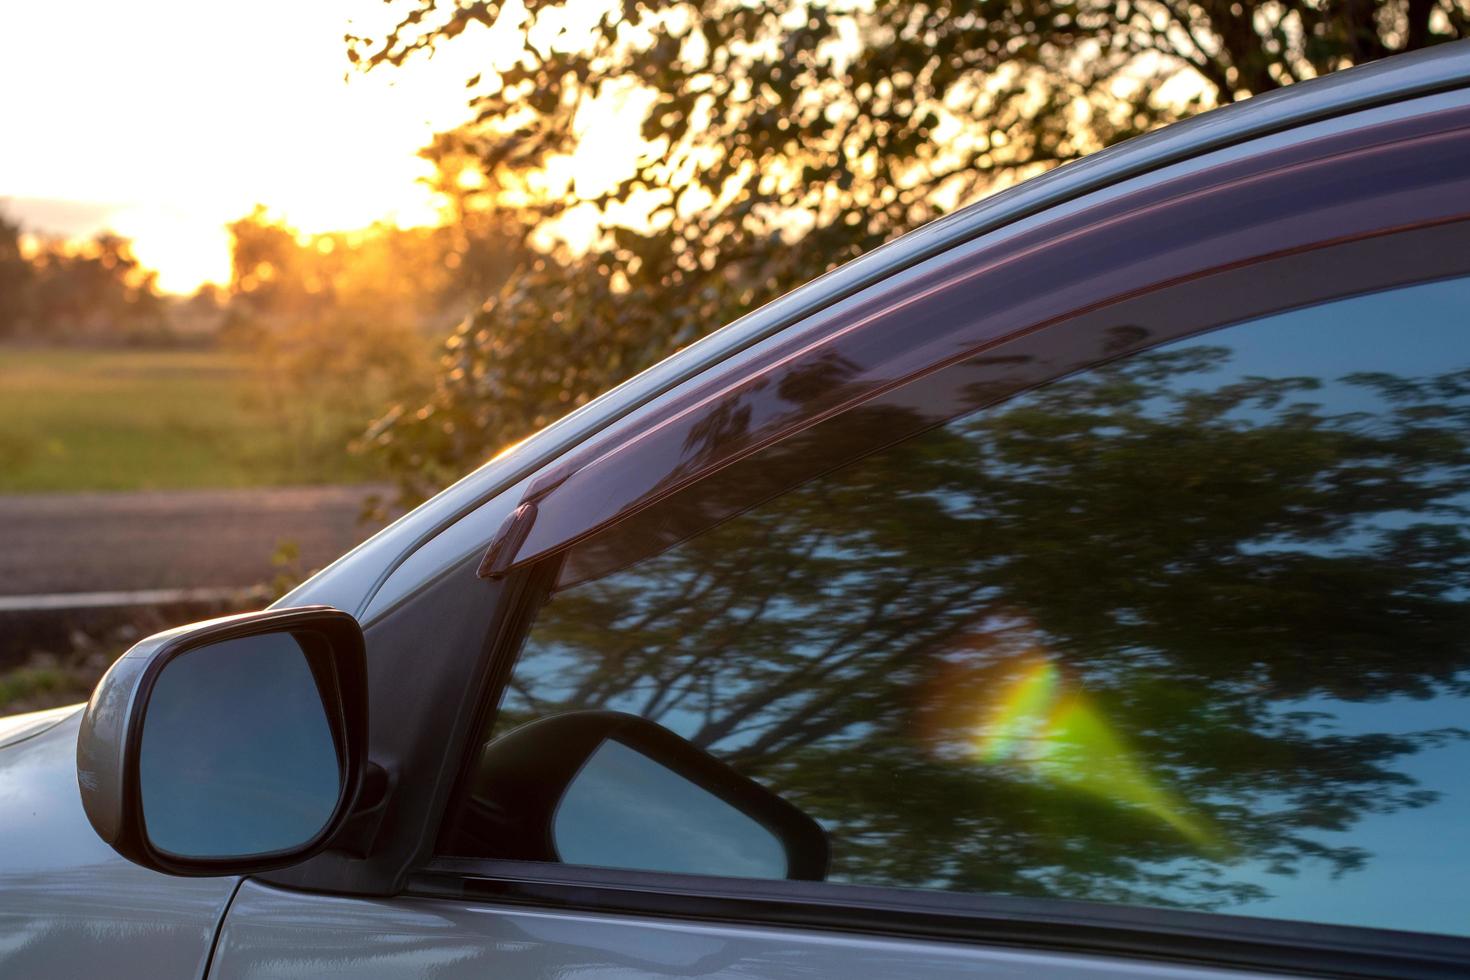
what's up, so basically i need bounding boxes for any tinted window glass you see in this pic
[463,275,1470,936]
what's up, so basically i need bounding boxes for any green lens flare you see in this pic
[974,659,1059,763]
[973,660,1219,850]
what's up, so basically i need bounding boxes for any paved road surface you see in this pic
[0,485,391,598]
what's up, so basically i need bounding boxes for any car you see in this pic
[5,40,1470,980]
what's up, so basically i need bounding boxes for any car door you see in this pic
[207,83,1470,979]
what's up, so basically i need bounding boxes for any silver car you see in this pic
[4,40,1470,979]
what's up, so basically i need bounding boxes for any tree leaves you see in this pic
[0,208,168,343]
[350,0,1470,504]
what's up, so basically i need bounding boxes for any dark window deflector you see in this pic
[481,109,1470,591]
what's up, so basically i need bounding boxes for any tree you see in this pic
[0,209,33,338]
[216,205,521,487]
[220,208,448,482]
[351,0,1470,501]
[3,221,167,342]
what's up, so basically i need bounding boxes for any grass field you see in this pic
[0,346,388,492]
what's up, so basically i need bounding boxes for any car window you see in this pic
[445,274,1470,938]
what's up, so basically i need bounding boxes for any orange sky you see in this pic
[0,1,532,292]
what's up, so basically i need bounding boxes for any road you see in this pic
[0,485,391,599]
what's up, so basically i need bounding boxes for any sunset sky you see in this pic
[0,1,522,293]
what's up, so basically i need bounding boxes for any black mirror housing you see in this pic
[75,606,368,877]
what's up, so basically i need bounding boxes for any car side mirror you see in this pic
[75,606,368,877]
[452,711,829,881]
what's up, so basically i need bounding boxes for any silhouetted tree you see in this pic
[0,210,33,338]
[351,0,1470,500]
[0,212,167,342]
[217,204,520,487]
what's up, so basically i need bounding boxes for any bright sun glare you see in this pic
[0,0,637,293]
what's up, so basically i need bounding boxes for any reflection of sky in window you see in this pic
[1186,274,1470,399]
[1222,693,1470,935]
[1156,275,1470,569]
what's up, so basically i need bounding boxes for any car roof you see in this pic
[286,40,1470,618]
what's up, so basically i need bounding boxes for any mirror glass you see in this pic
[139,631,341,858]
[553,738,787,878]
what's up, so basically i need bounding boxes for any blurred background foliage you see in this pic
[0,197,517,492]
[0,214,168,345]
[350,0,1470,503]
[218,205,516,489]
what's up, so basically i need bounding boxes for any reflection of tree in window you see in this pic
[495,277,1470,921]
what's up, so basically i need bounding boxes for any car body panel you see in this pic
[210,879,1278,980]
[0,711,238,979]
[0,702,78,750]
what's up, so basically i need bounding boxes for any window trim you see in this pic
[408,857,1470,979]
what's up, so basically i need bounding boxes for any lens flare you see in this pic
[974,659,1219,849]
[974,659,1059,764]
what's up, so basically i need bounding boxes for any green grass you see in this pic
[0,662,87,713]
[0,346,385,492]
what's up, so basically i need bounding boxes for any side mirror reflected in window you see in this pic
[447,711,829,881]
